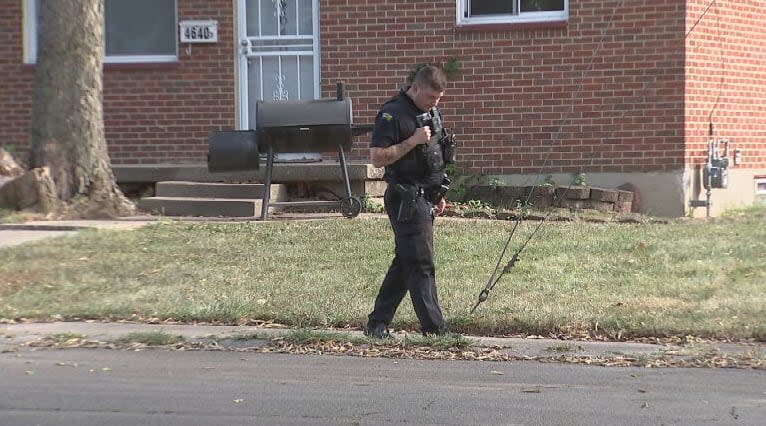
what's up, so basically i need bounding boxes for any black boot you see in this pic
[364,322,391,339]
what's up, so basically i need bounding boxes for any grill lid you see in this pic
[255,98,352,128]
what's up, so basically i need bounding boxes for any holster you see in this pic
[392,184,422,222]
[423,174,451,205]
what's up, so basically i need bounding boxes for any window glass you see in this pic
[520,0,565,12]
[471,0,514,16]
[105,0,176,56]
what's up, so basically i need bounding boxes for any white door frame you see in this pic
[236,0,320,130]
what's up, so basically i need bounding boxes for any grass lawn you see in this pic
[1,206,764,341]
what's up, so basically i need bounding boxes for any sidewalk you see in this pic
[0,218,156,248]
[2,320,764,368]
[0,213,383,249]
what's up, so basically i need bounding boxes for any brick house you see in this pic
[1,0,764,217]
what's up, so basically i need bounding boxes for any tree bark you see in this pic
[0,167,58,214]
[29,0,135,218]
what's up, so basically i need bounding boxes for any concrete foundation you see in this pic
[495,168,766,217]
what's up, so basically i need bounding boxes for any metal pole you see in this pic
[338,144,353,199]
[261,145,274,221]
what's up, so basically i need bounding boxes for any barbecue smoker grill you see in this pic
[208,83,370,220]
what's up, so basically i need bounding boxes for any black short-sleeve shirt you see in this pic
[371,89,442,186]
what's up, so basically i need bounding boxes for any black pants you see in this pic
[367,186,446,334]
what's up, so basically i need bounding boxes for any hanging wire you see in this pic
[471,0,626,313]
[471,0,727,314]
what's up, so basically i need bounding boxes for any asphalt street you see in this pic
[1,347,765,426]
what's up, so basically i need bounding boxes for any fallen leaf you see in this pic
[490,370,505,375]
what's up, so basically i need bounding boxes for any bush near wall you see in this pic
[458,185,634,214]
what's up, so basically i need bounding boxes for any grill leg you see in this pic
[261,146,274,221]
[338,144,353,198]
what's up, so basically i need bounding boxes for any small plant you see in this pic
[466,199,490,210]
[572,172,587,186]
[542,174,555,187]
[443,57,461,80]
[360,196,384,214]
[514,199,533,217]
[488,176,502,189]
[544,343,584,353]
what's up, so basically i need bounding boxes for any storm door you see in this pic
[237,0,320,132]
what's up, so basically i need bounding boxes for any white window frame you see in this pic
[23,0,178,64]
[457,0,568,26]
[755,177,766,195]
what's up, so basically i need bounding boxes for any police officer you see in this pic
[364,65,451,338]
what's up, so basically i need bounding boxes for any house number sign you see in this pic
[179,20,218,43]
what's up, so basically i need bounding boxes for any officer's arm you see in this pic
[370,139,416,168]
[370,129,430,168]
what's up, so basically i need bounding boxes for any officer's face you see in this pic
[412,84,444,111]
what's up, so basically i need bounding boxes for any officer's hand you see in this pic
[434,197,447,216]
[411,126,431,146]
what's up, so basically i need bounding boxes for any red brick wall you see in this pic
[0,0,235,165]
[685,0,766,170]
[0,1,33,161]
[3,1,763,173]
[322,0,688,175]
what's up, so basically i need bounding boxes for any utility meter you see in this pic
[703,139,729,189]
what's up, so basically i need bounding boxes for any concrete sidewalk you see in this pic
[0,321,668,357]
[0,218,156,248]
[0,213,382,249]
[2,321,764,368]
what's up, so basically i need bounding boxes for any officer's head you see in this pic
[409,65,447,111]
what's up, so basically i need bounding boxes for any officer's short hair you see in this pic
[412,65,447,92]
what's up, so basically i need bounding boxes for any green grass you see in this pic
[112,331,185,346]
[545,343,584,353]
[1,206,765,341]
[279,329,473,350]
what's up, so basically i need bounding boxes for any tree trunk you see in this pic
[29,0,135,218]
[0,167,58,214]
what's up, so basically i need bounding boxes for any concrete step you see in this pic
[155,181,287,200]
[138,197,271,217]
[115,162,383,183]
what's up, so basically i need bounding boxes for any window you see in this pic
[755,177,766,195]
[457,0,568,25]
[24,0,177,64]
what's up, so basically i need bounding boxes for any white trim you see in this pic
[22,0,37,63]
[312,0,320,100]
[104,55,179,64]
[457,0,568,26]
[248,51,315,57]
[237,0,249,130]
